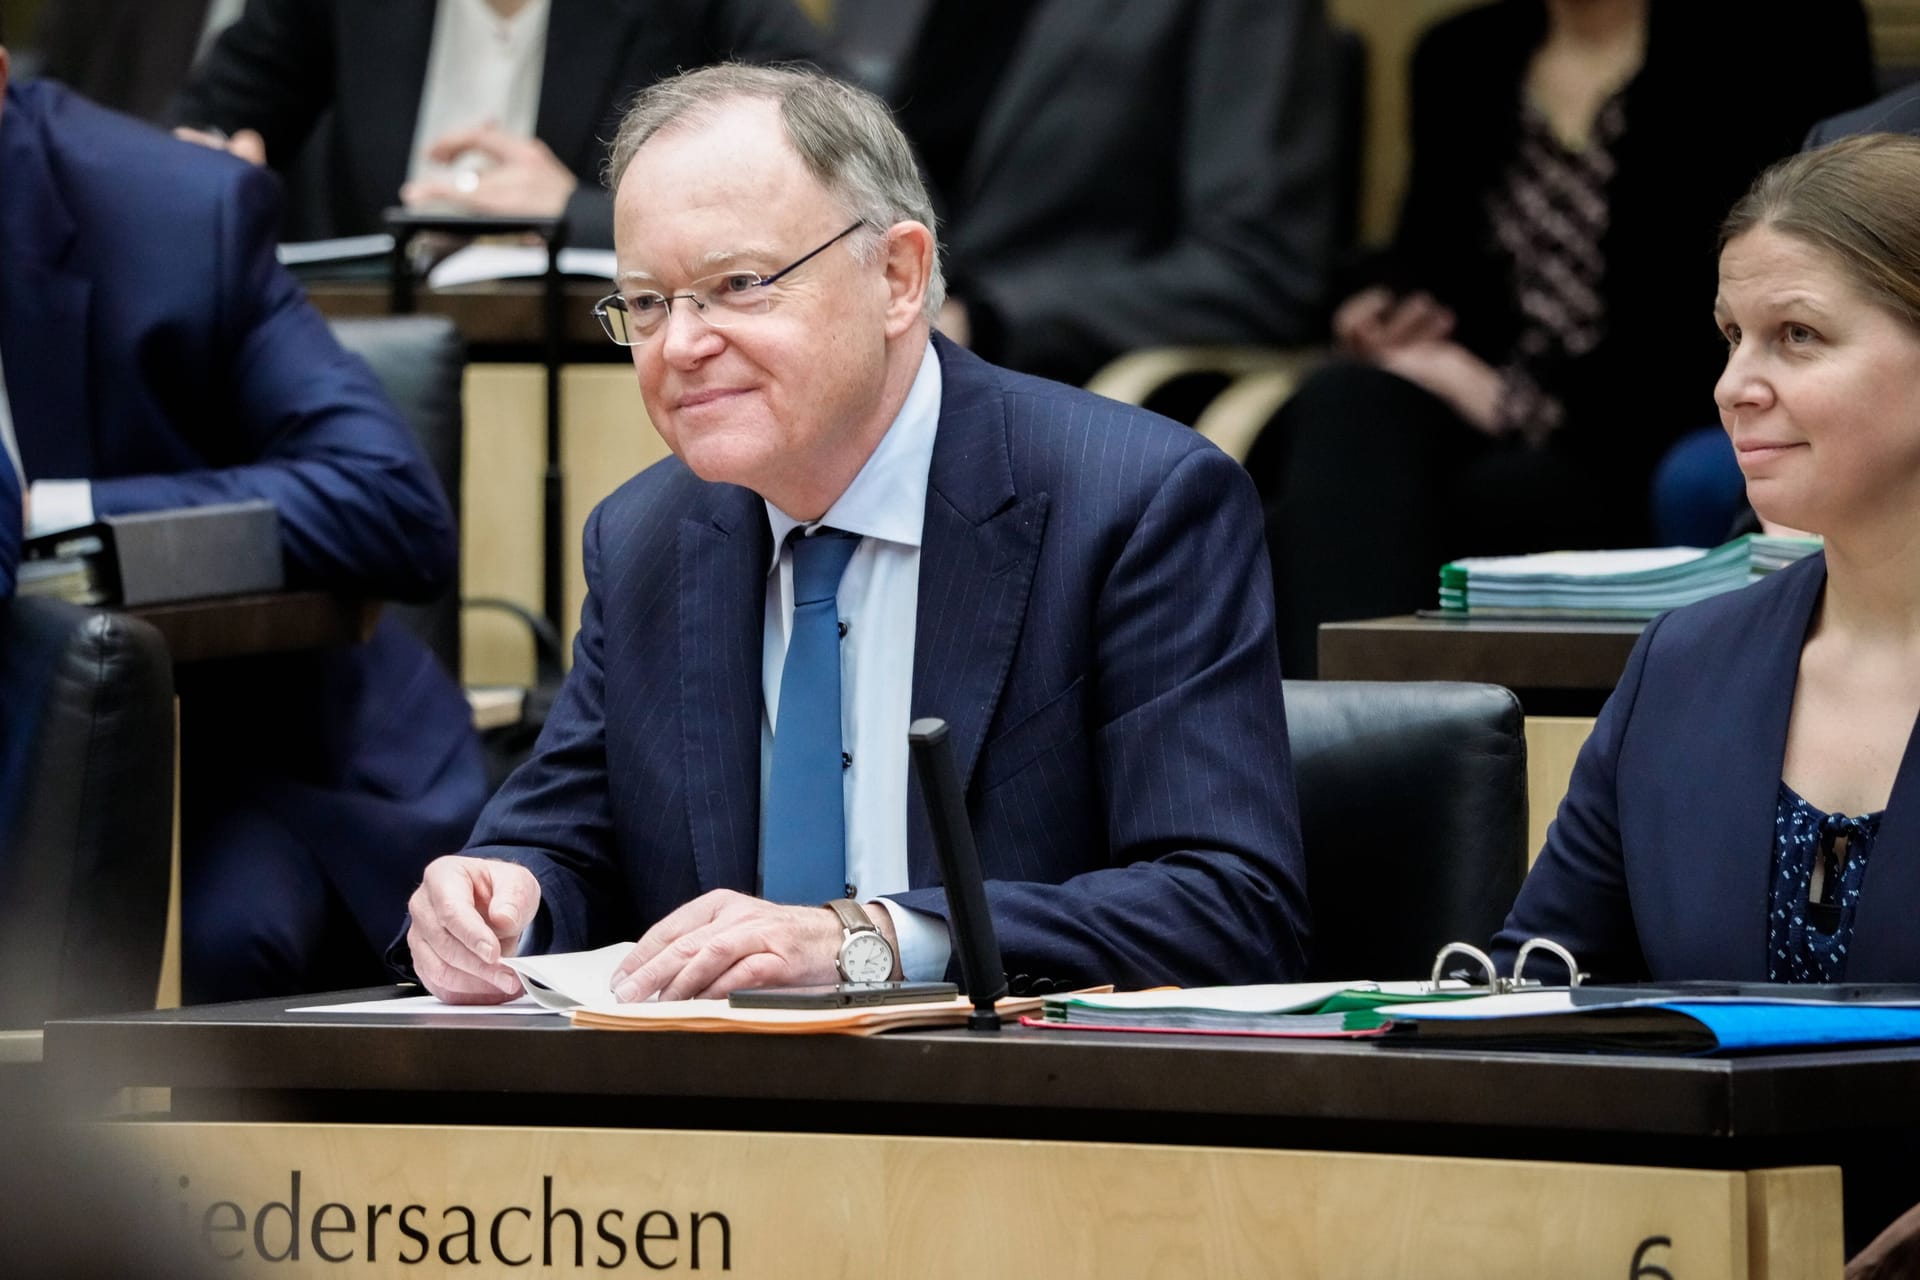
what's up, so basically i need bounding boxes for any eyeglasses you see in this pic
[593,221,868,346]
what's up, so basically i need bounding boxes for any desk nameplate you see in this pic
[92,1122,1838,1279]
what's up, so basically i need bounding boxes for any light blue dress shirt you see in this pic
[761,342,952,981]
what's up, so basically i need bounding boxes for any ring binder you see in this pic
[1429,937,1588,993]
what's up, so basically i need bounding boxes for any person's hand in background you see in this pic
[1376,340,1504,436]
[400,123,577,218]
[1334,286,1455,360]
[172,126,267,166]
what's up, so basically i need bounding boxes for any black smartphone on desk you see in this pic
[728,981,958,1009]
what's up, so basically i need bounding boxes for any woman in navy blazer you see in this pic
[1496,134,1920,985]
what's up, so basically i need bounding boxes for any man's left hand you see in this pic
[399,123,578,219]
[610,889,845,1002]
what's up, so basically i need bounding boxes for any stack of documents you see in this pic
[1031,982,1479,1038]
[1375,989,1920,1054]
[571,994,1048,1036]
[1437,533,1821,619]
[426,244,617,287]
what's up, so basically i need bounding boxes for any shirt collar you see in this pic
[765,340,941,572]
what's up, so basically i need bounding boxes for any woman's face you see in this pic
[1714,225,1920,538]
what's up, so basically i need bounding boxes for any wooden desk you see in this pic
[124,591,377,665]
[42,991,1919,1275]
[1318,614,1644,710]
[305,279,618,354]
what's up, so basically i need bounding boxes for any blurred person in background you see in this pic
[827,0,1338,388]
[0,25,487,1001]
[1243,0,1871,677]
[170,0,829,247]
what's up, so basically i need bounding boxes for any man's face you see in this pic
[611,98,895,518]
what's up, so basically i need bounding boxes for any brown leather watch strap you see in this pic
[825,897,874,933]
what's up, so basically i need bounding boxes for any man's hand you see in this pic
[1334,287,1454,359]
[609,890,847,1002]
[172,126,268,167]
[1377,339,1504,436]
[406,855,541,1004]
[399,124,578,218]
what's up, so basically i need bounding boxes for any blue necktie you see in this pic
[762,528,860,904]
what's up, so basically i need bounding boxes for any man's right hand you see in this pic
[406,856,541,1004]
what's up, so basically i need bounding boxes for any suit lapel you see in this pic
[1680,559,1825,980]
[906,338,1048,885]
[0,92,94,481]
[1848,718,1920,978]
[536,0,638,174]
[962,0,1089,201]
[679,485,771,897]
[1830,561,1920,978]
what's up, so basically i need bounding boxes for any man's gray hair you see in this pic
[604,63,945,319]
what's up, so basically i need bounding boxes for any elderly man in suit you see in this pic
[404,64,1308,1004]
[0,35,488,1001]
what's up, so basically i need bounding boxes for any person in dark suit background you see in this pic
[168,0,828,247]
[0,37,489,1002]
[1244,0,1872,677]
[827,0,1337,388]
[401,64,1308,1005]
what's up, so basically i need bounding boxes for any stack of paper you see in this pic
[1029,981,1478,1039]
[570,994,1048,1035]
[1437,534,1821,619]
[276,234,396,267]
[426,244,618,288]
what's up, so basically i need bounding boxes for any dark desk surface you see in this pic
[124,591,376,664]
[304,278,615,353]
[44,989,1920,1160]
[1318,614,1644,710]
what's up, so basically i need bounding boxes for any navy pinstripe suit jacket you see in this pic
[467,336,1310,991]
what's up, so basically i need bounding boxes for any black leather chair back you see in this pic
[329,315,465,676]
[0,598,175,1023]
[1284,680,1528,981]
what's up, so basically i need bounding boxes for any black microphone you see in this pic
[908,717,1008,1031]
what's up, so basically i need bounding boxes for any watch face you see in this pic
[840,932,893,983]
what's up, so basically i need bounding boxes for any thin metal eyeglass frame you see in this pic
[593,220,870,346]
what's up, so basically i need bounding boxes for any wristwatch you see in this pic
[827,898,895,983]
